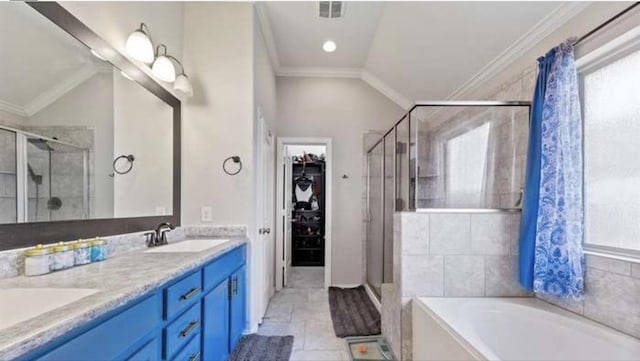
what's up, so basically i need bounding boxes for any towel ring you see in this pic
[223,156,242,176]
[112,154,135,175]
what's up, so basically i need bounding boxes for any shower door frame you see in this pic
[364,100,532,300]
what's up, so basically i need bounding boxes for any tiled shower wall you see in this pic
[539,254,640,339]
[382,211,528,360]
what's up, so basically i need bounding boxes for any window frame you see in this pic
[577,24,640,262]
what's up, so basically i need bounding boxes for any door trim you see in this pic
[276,137,333,289]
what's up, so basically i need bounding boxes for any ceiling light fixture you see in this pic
[323,40,337,53]
[151,44,176,82]
[125,23,154,64]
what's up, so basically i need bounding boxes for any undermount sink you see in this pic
[144,239,230,253]
[0,288,99,331]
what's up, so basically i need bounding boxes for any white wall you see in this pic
[182,2,254,226]
[113,71,173,217]
[276,77,404,285]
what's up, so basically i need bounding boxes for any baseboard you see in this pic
[363,283,382,313]
[330,283,361,288]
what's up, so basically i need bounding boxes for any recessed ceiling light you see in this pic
[323,40,336,53]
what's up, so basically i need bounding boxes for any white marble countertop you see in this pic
[0,236,247,360]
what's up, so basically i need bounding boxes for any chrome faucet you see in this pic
[144,222,175,247]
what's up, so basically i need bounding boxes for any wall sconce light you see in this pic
[125,23,193,97]
[152,44,176,82]
[125,23,154,64]
[172,62,194,97]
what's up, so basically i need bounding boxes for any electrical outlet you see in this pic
[201,206,213,222]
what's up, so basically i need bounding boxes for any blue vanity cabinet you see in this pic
[23,244,246,361]
[229,266,246,350]
[34,294,162,361]
[202,279,230,361]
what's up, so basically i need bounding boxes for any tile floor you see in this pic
[258,267,350,361]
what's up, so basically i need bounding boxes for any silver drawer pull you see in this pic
[180,320,200,338]
[189,352,201,361]
[180,287,200,301]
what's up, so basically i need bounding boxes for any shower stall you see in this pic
[0,125,89,224]
[365,101,531,297]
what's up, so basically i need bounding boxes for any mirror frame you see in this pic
[0,2,181,250]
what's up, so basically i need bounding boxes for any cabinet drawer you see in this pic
[164,303,201,359]
[203,245,246,291]
[127,338,160,361]
[38,294,161,361]
[171,332,201,361]
[165,271,202,320]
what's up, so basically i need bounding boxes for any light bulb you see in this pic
[126,29,154,63]
[323,40,336,53]
[152,55,176,82]
[174,74,193,97]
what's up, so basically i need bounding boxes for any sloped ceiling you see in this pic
[259,1,589,108]
[0,2,106,116]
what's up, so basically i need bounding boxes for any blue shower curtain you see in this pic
[518,41,585,298]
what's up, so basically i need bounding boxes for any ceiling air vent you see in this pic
[319,1,345,19]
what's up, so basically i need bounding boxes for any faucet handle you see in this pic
[144,231,157,247]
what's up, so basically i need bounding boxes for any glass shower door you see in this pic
[383,131,395,284]
[366,141,384,296]
[0,129,17,224]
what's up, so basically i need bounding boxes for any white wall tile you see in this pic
[429,214,470,255]
[585,254,631,276]
[631,263,640,279]
[401,255,444,297]
[444,255,485,296]
[470,214,511,255]
[583,268,640,339]
[484,255,530,297]
[401,213,429,255]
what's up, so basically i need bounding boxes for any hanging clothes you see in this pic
[295,181,313,203]
[518,40,585,298]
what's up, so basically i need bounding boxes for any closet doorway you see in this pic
[276,138,332,290]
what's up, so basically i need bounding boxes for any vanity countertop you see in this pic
[0,236,248,360]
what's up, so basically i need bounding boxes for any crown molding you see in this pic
[23,64,98,116]
[255,2,280,70]
[0,99,27,117]
[276,66,413,110]
[446,1,591,100]
[277,66,362,78]
[360,70,413,110]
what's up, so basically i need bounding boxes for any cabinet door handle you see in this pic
[180,320,200,338]
[189,352,201,361]
[232,276,237,295]
[180,287,200,301]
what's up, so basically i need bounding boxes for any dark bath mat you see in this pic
[228,334,294,361]
[329,285,381,338]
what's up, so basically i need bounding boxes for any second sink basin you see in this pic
[0,288,99,331]
[144,239,230,253]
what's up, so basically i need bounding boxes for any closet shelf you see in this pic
[292,221,323,225]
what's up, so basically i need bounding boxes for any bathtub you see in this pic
[412,297,640,361]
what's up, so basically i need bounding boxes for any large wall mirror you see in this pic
[0,2,181,250]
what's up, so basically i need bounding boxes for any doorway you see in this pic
[276,138,332,290]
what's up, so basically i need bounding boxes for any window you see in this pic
[580,29,640,254]
[445,123,490,207]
